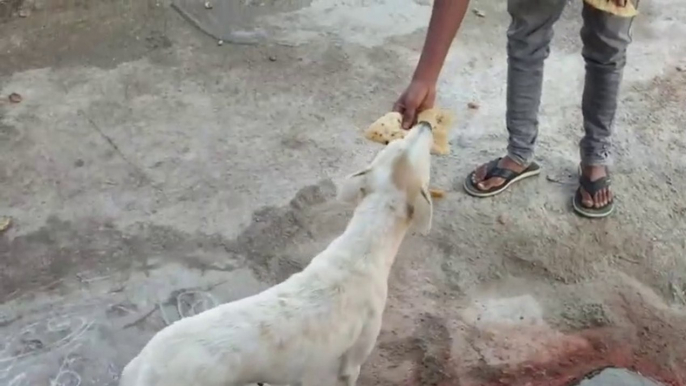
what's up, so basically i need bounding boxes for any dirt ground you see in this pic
[1,0,685,385]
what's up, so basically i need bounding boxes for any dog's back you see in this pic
[119,262,380,386]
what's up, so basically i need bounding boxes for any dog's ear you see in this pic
[410,185,433,235]
[392,152,433,234]
[337,168,370,204]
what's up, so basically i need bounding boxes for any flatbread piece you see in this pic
[364,108,454,155]
[583,0,638,17]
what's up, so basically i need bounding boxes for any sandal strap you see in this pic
[483,158,518,181]
[579,175,611,195]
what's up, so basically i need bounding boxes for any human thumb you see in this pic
[402,109,416,130]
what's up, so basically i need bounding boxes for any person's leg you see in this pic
[466,0,567,196]
[573,1,638,217]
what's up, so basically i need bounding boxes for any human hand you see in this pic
[392,80,436,130]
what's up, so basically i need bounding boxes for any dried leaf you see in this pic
[0,217,12,233]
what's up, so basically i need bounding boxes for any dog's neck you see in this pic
[338,191,411,272]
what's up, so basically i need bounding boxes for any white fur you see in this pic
[119,123,435,386]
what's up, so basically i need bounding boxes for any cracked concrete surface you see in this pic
[1,0,685,385]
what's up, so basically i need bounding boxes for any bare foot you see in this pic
[580,165,613,208]
[471,156,526,191]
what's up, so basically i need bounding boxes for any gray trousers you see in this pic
[505,0,638,167]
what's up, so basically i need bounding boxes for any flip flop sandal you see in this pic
[572,172,614,218]
[463,158,541,198]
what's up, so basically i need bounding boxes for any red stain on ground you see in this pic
[398,291,686,386]
[404,318,686,386]
[468,327,685,386]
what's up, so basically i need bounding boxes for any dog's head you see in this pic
[337,122,434,234]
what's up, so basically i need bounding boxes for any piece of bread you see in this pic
[364,112,405,145]
[429,188,446,199]
[364,108,454,155]
[583,0,638,17]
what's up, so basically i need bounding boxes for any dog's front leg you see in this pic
[336,352,360,386]
[336,363,361,386]
[336,316,383,386]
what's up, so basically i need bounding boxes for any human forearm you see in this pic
[413,0,470,83]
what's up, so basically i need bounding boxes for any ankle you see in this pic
[501,156,526,171]
[581,164,607,180]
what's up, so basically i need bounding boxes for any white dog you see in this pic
[119,122,435,386]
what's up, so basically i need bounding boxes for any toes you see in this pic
[472,164,488,186]
[474,164,488,181]
[595,191,605,208]
[580,188,594,208]
[591,188,613,208]
[473,172,481,184]
[604,189,611,207]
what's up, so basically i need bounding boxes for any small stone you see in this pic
[473,9,486,17]
[677,65,684,72]
[217,40,224,46]
[204,1,213,9]
[74,159,85,167]
[18,9,29,18]
[0,217,12,233]
[8,93,22,103]
[268,55,277,62]
[497,214,508,225]
[467,101,480,110]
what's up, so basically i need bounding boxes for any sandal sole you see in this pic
[463,165,541,198]
[572,190,615,218]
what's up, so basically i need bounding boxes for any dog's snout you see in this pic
[419,121,432,132]
[403,121,433,153]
